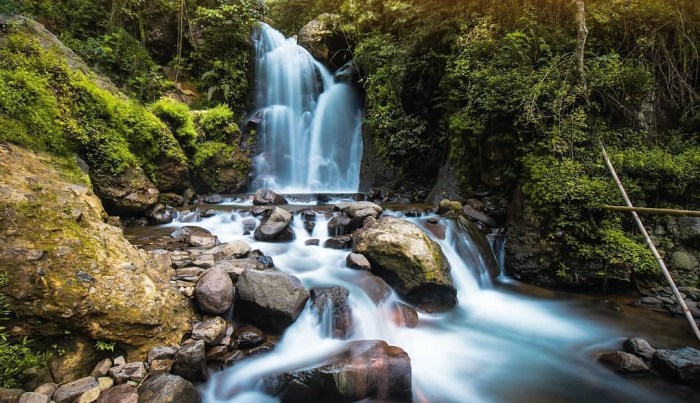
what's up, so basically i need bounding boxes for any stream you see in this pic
[127,200,698,402]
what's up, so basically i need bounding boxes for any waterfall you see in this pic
[251,23,363,193]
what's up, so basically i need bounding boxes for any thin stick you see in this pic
[602,205,700,218]
[601,143,700,342]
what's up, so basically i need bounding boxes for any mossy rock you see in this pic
[352,217,456,312]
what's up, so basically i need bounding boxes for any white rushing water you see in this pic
[164,207,670,403]
[252,24,363,193]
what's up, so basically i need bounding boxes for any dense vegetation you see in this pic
[267,0,700,285]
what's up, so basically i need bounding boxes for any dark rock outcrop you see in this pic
[652,347,700,384]
[172,340,208,383]
[297,14,350,70]
[138,373,200,403]
[310,287,353,338]
[254,188,289,206]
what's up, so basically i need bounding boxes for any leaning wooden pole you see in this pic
[601,143,700,342]
[602,205,700,218]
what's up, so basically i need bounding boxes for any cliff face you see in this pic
[0,144,193,356]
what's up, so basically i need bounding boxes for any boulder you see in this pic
[597,351,649,374]
[172,340,208,383]
[236,269,309,333]
[195,267,234,315]
[145,204,174,225]
[138,374,200,403]
[254,207,293,242]
[324,236,352,250]
[91,167,159,216]
[74,387,100,403]
[96,377,113,391]
[170,226,220,248]
[327,215,352,237]
[95,384,138,403]
[204,194,224,204]
[462,205,497,227]
[346,253,371,271]
[310,287,353,339]
[192,317,227,346]
[147,346,178,364]
[0,389,24,403]
[352,217,457,312]
[149,359,174,374]
[253,188,288,206]
[208,241,251,261]
[274,340,411,402]
[297,14,349,70]
[0,147,193,357]
[215,258,267,281]
[652,347,700,384]
[32,384,56,397]
[334,201,383,225]
[108,362,146,384]
[53,377,98,403]
[622,337,656,361]
[334,60,359,83]
[48,336,99,384]
[89,358,112,378]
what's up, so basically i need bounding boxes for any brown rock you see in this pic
[95,384,137,403]
[598,351,649,374]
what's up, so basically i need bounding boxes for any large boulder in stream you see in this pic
[352,217,457,312]
[0,145,193,358]
[271,340,412,402]
[652,347,700,384]
[254,207,294,242]
[195,267,234,315]
[235,269,310,333]
[91,167,159,216]
[254,188,289,206]
[310,287,353,339]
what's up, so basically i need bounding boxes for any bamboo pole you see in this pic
[602,205,700,218]
[601,144,700,343]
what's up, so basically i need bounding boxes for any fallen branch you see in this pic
[601,205,700,218]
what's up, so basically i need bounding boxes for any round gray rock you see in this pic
[195,267,234,315]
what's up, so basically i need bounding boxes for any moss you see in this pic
[0,27,187,184]
[150,98,198,154]
[195,104,241,144]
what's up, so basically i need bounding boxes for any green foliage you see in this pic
[151,98,198,153]
[195,104,241,143]
[191,141,234,170]
[0,27,186,182]
[66,29,169,102]
[94,340,116,352]
[0,274,50,389]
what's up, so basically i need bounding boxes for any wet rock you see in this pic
[234,325,266,349]
[208,241,251,261]
[455,217,501,278]
[215,258,266,281]
[205,346,229,364]
[149,359,174,374]
[353,217,456,312]
[310,287,353,338]
[462,205,497,227]
[204,194,224,204]
[92,167,159,216]
[274,340,411,402]
[623,337,656,361]
[391,302,419,328]
[138,373,200,403]
[254,207,293,242]
[598,351,649,374]
[195,267,234,315]
[671,251,698,271]
[236,269,310,333]
[95,384,137,403]
[638,297,663,308]
[158,193,185,207]
[652,347,700,384]
[148,346,178,364]
[200,209,217,218]
[89,358,112,378]
[324,236,352,250]
[53,377,98,403]
[108,362,146,384]
[327,215,352,236]
[145,204,174,225]
[18,393,49,403]
[335,201,383,229]
[334,60,359,83]
[192,317,227,346]
[172,340,208,383]
[346,253,371,271]
[242,218,257,234]
[305,239,320,246]
[253,188,288,206]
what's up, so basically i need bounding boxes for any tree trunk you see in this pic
[574,0,588,91]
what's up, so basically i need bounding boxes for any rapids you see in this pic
[139,206,683,403]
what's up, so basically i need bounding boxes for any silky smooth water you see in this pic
[141,207,688,403]
[252,24,363,193]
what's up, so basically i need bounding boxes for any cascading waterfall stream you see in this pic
[252,23,363,193]
[177,207,671,403]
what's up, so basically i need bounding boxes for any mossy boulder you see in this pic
[352,217,456,312]
[0,145,194,358]
[91,167,159,216]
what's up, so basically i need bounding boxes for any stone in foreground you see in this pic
[172,340,208,383]
[53,377,98,403]
[96,384,137,403]
[652,347,700,384]
[597,351,649,374]
[272,340,411,402]
[195,267,234,315]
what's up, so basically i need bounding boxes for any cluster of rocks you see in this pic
[636,287,700,321]
[0,354,198,403]
[597,337,700,384]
